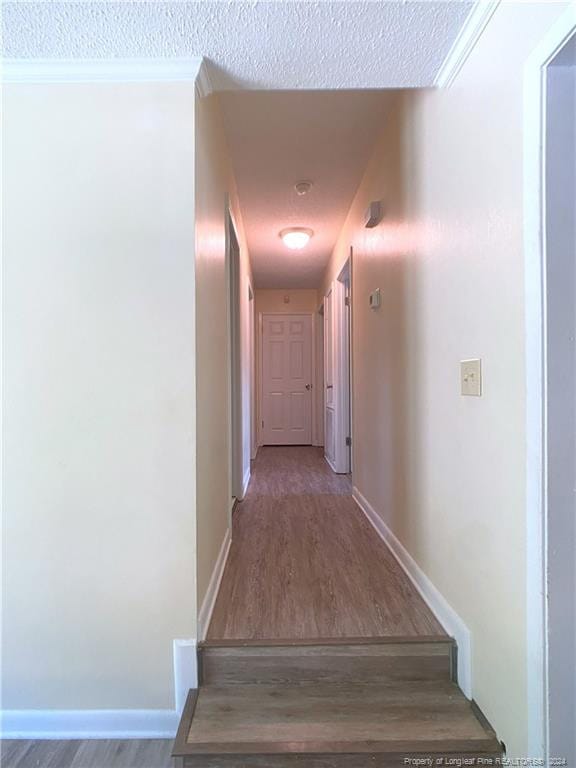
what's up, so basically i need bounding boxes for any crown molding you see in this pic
[434,0,501,88]
[1,57,205,85]
[195,59,215,98]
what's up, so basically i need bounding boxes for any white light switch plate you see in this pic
[461,359,482,396]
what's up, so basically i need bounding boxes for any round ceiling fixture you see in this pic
[294,181,313,196]
[279,227,314,250]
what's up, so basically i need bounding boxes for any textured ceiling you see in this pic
[3,1,475,288]
[3,1,473,91]
[221,90,395,288]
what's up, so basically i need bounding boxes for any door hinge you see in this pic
[346,436,352,446]
[345,296,350,307]
[262,420,264,428]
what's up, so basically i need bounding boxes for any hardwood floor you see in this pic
[5,448,452,768]
[0,739,174,768]
[207,446,445,639]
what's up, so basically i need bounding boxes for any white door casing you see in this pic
[336,261,352,474]
[324,288,336,467]
[261,313,313,445]
[227,210,243,505]
[314,307,325,447]
[524,5,576,761]
[543,29,575,765]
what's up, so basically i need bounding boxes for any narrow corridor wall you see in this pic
[255,289,319,316]
[195,92,253,612]
[321,1,569,755]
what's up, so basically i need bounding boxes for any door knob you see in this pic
[305,384,311,390]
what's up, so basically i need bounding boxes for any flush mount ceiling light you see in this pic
[280,227,314,250]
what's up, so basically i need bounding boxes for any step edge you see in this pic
[193,679,469,693]
[174,737,503,757]
[172,690,198,759]
[200,636,454,649]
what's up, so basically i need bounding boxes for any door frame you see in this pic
[323,285,335,469]
[313,303,325,447]
[324,252,352,474]
[258,312,315,447]
[249,285,257,460]
[524,4,576,758]
[225,208,243,511]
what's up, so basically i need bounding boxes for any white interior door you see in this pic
[262,314,312,445]
[335,266,351,474]
[325,274,351,474]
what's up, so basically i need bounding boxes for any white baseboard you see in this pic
[2,637,199,739]
[325,454,337,473]
[173,639,197,714]
[0,708,179,739]
[352,486,472,698]
[242,466,251,499]
[197,527,232,641]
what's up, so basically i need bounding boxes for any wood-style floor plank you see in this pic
[208,446,445,639]
[1,740,82,768]
[70,739,174,767]
[0,740,174,768]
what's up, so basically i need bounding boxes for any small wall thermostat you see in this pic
[369,288,381,309]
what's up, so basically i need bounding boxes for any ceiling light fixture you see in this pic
[280,227,314,250]
[295,180,313,196]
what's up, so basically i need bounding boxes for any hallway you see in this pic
[207,447,445,640]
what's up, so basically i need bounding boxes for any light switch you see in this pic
[461,359,482,396]
[369,288,381,309]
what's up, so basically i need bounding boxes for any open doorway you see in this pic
[525,10,576,763]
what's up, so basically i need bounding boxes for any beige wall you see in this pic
[195,93,253,609]
[194,92,232,609]
[321,2,568,755]
[255,288,319,316]
[2,83,197,709]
